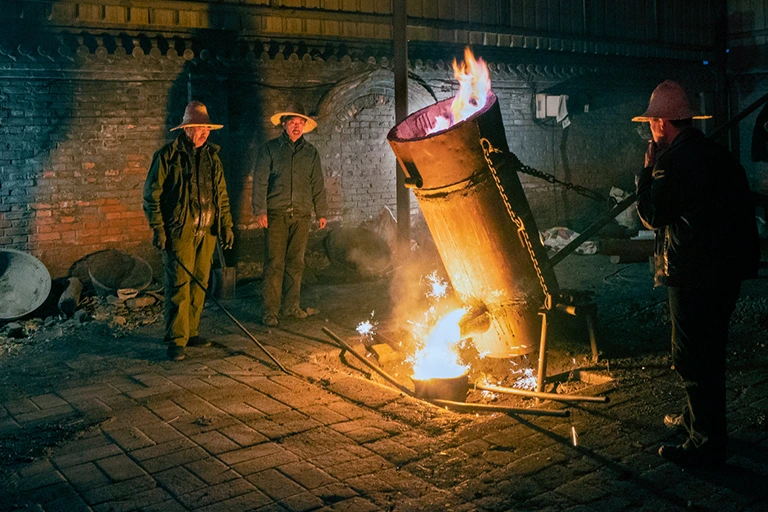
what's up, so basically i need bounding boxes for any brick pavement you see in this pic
[2,260,768,511]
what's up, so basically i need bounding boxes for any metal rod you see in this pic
[475,383,609,403]
[549,191,638,266]
[169,253,292,375]
[536,312,548,395]
[707,91,768,141]
[429,399,569,417]
[585,312,599,363]
[322,327,414,396]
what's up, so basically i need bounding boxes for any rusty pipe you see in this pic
[474,383,609,403]
[429,399,569,417]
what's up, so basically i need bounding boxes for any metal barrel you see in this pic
[387,92,559,357]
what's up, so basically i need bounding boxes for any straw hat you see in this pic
[270,103,317,133]
[170,101,224,131]
[632,80,712,122]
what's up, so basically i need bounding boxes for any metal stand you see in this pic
[536,300,600,394]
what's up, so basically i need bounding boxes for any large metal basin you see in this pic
[0,249,51,320]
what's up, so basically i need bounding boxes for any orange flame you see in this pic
[429,47,491,134]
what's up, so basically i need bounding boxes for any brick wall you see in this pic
[0,39,713,278]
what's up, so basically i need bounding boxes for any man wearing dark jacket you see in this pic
[144,101,235,361]
[253,104,328,327]
[634,80,760,465]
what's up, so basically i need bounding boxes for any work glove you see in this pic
[152,229,166,250]
[222,227,235,250]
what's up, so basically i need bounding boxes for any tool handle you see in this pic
[215,240,227,269]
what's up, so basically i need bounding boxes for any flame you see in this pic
[410,308,469,380]
[356,311,377,342]
[429,47,491,134]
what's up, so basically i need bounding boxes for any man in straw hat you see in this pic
[252,103,327,327]
[634,80,759,465]
[144,100,235,361]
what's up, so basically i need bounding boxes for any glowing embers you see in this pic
[428,47,491,134]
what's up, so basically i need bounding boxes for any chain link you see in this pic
[482,144,605,203]
[480,138,553,310]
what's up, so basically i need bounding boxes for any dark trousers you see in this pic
[263,213,310,317]
[668,283,740,457]
[163,234,217,346]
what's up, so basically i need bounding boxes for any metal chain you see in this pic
[483,144,605,203]
[480,138,553,310]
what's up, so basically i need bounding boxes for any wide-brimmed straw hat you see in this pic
[632,80,712,122]
[270,103,317,133]
[170,101,224,131]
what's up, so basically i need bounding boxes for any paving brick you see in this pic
[323,454,392,481]
[9,459,66,491]
[14,403,74,424]
[217,400,266,421]
[364,437,419,465]
[279,427,356,459]
[91,487,173,511]
[52,443,124,469]
[218,441,284,465]
[41,493,92,512]
[81,475,157,505]
[29,393,68,409]
[106,426,156,451]
[4,397,41,415]
[59,462,111,491]
[278,491,325,512]
[154,466,208,496]
[219,423,269,447]
[231,447,301,476]
[326,496,379,511]
[144,398,188,422]
[278,461,337,490]
[139,446,210,473]
[310,482,358,503]
[186,457,241,485]
[192,429,241,454]
[248,411,321,439]
[176,478,261,509]
[301,405,348,425]
[247,468,306,500]
[96,453,146,481]
[308,445,374,470]
[326,377,403,408]
[130,438,194,461]
[339,426,388,444]
[139,499,190,512]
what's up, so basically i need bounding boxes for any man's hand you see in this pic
[318,217,327,229]
[256,214,268,229]
[152,229,166,250]
[223,227,235,249]
[644,140,657,168]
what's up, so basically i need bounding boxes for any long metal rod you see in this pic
[536,311,548,395]
[475,383,608,403]
[549,191,638,266]
[429,399,569,417]
[170,254,292,375]
[322,326,414,396]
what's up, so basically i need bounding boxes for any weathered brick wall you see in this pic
[0,37,713,279]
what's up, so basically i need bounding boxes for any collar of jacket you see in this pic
[171,132,221,156]
[279,130,305,149]
[666,126,704,153]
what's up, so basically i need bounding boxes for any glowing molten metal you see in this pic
[410,308,469,380]
[429,48,491,134]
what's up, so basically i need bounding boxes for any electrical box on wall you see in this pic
[535,94,568,119]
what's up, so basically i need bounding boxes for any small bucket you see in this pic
[411,374,469,403]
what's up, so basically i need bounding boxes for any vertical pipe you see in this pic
[536,312,548,395]
[585,312,598,363]
[393,0,410,249]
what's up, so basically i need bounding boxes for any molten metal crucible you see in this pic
[457,304,492,340]
[388,92,559,358]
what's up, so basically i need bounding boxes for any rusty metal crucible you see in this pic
[412,374,470,403]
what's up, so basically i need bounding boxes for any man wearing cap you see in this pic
[252,104,328,327]
[144,100,235,361]
[634,80,759,465]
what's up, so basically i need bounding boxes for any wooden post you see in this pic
[58,277,82,317]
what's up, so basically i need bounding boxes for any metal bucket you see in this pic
[87,250,153,297]
[412,374,469,403]
[0,249,51,320]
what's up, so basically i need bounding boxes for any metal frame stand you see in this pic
[536,300,600,394]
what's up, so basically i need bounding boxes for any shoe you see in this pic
[262,314,278,327]
[283,308,308,319]
[658,443,725,467]
[188,336,211,347]
[664,414,686,431]
[167,344,185,361]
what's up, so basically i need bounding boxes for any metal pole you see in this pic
[170,254,292,375]
[474,383,608,403]
[429,399,569,417]
[393,0,410,249]
[536,312,548,395]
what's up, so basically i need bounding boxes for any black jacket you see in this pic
[636,127,759,288]
[252,132,328,218]
[143,133,233,240]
